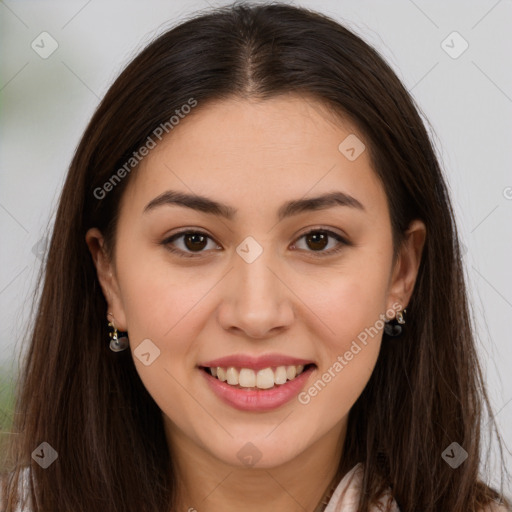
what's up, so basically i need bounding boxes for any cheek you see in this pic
[295,251,391,414]
[304,250,391,351]
[116,255,207,423]
[112,244,206,408]
[116,236,211,340]
[313,280,385,365]
[297,289,385,427]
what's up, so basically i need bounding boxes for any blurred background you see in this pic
[1,0,511,493]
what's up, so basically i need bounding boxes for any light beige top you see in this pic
[325,463,510,512]
[325,463,399,512]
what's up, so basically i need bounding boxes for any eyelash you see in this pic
[161,228,349,258]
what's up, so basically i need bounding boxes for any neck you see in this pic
[165,418,347,512]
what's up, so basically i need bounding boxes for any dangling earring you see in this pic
[384,308,407,337]
[107,313,129,352]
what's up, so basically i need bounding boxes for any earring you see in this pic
[384,308,407,337]
[107,313,129,352]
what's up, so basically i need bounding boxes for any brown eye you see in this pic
[305,232,329,251]
[183,233,208,251]
[162,230,220,257]
[292,229,348,256]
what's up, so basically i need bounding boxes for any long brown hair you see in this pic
[1,2,510,511]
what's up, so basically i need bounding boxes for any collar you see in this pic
[324,463,400,512]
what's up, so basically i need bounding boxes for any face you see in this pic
[87,94,425,471]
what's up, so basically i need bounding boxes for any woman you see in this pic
[1,2,510,511]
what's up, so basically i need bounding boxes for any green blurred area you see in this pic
[0,365,16,469]
[0,370,15,429]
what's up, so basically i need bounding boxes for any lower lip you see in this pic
[199,365,316,412]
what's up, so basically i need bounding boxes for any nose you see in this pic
[216,247,295,339]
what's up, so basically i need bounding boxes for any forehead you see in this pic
[120,94,386,219]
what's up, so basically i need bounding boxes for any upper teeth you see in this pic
[209,365,306,389]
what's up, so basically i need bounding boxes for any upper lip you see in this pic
[199,354,315,371]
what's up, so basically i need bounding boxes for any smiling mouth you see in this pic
[199,363,316,390]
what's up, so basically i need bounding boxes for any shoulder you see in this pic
[0,466,32,512]
[325,465,510,512]
[325,463,400,512]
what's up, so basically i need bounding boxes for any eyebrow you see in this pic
[143,189,365,221]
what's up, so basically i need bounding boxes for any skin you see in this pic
[86,94,426,512]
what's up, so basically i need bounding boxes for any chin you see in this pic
[207,432,311,469]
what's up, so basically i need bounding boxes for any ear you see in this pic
[85,227,128,331]
[386,219,426,315]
